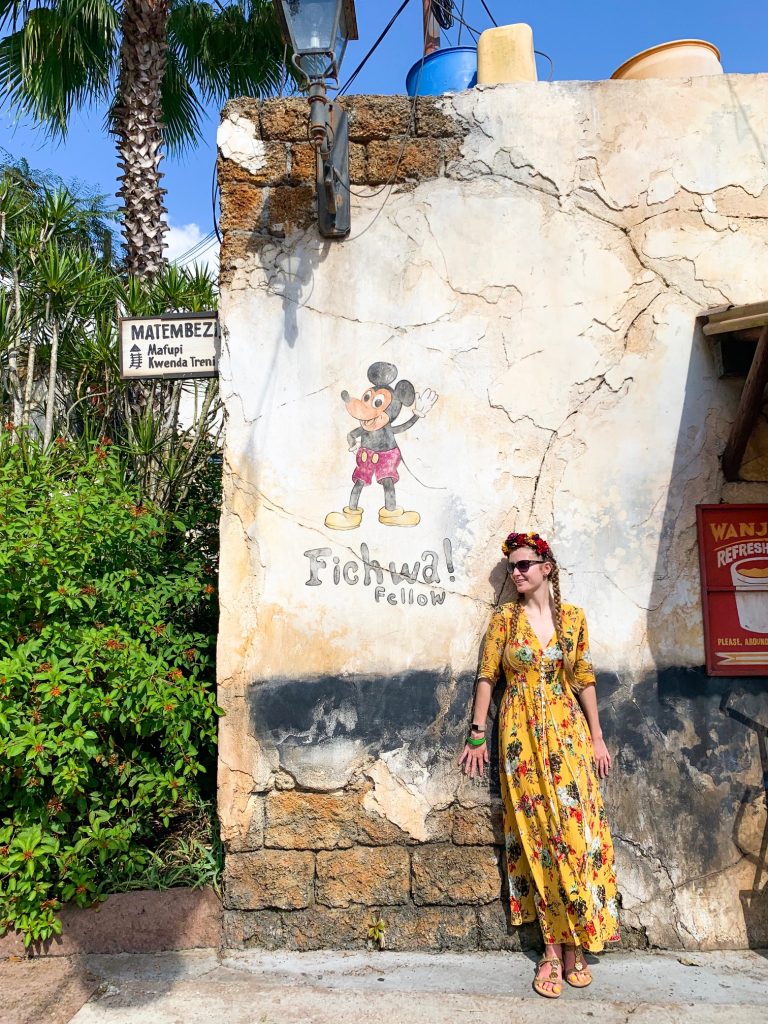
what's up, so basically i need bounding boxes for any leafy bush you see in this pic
[0,433,221,946]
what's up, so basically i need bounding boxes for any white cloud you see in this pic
[164,221,219,274]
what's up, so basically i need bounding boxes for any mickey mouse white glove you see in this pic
[414,388,438,418]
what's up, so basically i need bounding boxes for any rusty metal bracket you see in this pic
[307,83,350,239]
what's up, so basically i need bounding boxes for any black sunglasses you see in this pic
[507,559,545,574]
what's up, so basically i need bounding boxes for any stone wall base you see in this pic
[223,903,650,953]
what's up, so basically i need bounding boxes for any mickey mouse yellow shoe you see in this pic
[324,506,363,530]
[378,506,420,527]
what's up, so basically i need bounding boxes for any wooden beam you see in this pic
[722,325,768,481]
[704,312,768,336]
[703,299,768,325]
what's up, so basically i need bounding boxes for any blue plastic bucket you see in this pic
[406,46,478,96]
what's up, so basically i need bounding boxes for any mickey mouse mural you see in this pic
[324,362,438,530]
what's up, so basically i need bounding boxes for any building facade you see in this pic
[216,75,768,950]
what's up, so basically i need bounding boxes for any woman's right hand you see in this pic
[458,739,490,779]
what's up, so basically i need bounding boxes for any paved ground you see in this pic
[2,947,768,1024]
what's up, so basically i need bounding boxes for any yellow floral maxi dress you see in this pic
[479,601,620,950]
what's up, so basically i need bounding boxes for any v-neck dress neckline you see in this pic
[520,606,556,652]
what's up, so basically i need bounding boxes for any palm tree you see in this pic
[0,0,286,278]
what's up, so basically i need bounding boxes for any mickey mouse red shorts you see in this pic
[352,446,401,486]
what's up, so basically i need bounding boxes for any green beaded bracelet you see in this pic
[467,735,486,747]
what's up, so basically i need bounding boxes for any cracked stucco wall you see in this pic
[216,78,768,951]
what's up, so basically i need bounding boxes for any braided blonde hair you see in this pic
[503,535,575,688]
[548,559,576,688]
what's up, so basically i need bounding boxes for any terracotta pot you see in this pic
[611,39,722,80]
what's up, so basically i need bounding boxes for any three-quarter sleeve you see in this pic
[478,608,508,683]
[572,609,596,692]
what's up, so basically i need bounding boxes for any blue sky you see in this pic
[2,0,765,264]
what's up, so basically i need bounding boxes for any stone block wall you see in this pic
[222,788,545,952]
[217,95,462,266]
[217,82,768,952]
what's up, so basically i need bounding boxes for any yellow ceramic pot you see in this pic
[611,39,722,80]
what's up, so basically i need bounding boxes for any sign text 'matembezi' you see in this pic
[119,312,219,380]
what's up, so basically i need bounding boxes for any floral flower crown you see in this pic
[501,531,552,558]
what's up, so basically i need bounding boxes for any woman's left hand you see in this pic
[592,736,612,778]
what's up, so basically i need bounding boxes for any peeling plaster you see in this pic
[217,113,270,174]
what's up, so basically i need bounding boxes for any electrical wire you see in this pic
[170,233,215,267]
[212,160,222,245]
[341,54,428,241]
[535,50,555,81]
[444,5,481,40]
[338,0,413,96]
[478,0,498,27]
[173,229,217,265]
[430,0,454,30]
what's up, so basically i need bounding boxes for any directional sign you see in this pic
[119,312,219,380]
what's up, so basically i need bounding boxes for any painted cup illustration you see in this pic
[730,557,768,633]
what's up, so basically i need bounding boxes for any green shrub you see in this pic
[0,433,221,946]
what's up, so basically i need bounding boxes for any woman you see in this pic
[459,531,619,998]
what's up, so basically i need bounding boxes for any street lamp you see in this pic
[273,0,359,238]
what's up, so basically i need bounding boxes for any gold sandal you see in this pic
[564,946,592,988]
[532,955,562,999]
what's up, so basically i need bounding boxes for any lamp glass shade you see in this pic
[279,0,341,55]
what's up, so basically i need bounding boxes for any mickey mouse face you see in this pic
[340,362,416,432]
[363,389,391,411]
[346,387,393,428]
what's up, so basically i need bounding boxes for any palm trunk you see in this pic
[9,268,23,424]
[21,327,38,428]
[42,317,59,448]
[113,0,169,279]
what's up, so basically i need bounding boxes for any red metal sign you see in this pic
[697,504,768,676]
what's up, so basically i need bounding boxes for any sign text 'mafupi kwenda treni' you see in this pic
[119,312,220,380]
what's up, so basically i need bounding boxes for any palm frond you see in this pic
[168,0,286,107]
[156,42,206,155]
[0,0,118,138]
